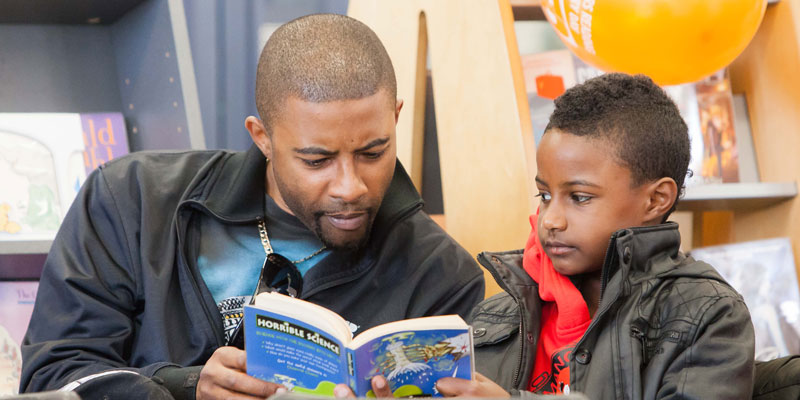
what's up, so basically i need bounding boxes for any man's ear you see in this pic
[643,177,678,225]
[395,99,404,124]
[245,116,271,159]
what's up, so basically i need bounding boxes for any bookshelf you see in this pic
[0,0,204,268]
[679,182,798,211]
[350,0,800,297]
[724,0,800,264]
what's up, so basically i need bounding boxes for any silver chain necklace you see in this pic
[257,218,326,264]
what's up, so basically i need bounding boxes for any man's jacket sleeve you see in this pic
[20,168,182,397]
[656,294,755,399]
[409,217,486,319]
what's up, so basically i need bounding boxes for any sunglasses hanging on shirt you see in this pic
[229,218,325,349]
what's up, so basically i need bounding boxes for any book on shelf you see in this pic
[675,71,760,186]
[0,280,38,395]
[520,49,602,145]
[0,112,128,242]
[519,50,759,186]
[244,292,473,397]
[690,238,800,361]
[693,71,741,184]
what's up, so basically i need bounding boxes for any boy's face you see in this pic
[535,129,653,277]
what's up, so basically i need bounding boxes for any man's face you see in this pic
[535,129,651,277]
[264,90,400,252]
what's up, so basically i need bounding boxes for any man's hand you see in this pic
[436,373,511,398]
[197,346,285,399]
[333,375,392,398]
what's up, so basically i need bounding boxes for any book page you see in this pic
[350,326,472,397]
[350,315,466,349]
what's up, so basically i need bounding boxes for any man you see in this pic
[21,14,484,399]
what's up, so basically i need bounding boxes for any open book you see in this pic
[244,292,473,397]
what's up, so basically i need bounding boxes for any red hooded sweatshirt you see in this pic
[523,212,591,394]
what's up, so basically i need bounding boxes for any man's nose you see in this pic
[329,161,368,203]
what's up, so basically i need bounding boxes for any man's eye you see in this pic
[302,158,328,167]
[535,192,551,202]
[362,150,385,160]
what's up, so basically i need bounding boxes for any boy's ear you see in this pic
[643,177,678,225]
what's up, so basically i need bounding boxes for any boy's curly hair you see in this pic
[545,73,691,219]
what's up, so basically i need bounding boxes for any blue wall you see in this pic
[184,0,348,151]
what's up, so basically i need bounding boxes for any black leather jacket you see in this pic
[470,223,755,399]
[21,146,485,398]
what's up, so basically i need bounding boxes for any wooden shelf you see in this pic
[510,0,544,21]
[0,239,53,255]
[677,182,797,211]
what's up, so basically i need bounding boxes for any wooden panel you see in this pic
[692,211,734,248]
[349,0,537,297]
[728,1,800,271]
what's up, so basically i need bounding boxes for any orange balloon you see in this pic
[541,0,768,85]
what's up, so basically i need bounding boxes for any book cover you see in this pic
[0,112,128,240]
[244,307,347,396]
[694,72,740,184]
[690,238,800,361]
[80,113,130,175]
[244,293,472,397]
[520,49,576,146]
[520,49,603,145]
[0,281,38,395]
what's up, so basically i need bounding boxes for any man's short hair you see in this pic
[544,73,691,217]
[255,13,397,129]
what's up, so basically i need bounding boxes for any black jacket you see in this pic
[470,223,755,399]
[21,146,485,398]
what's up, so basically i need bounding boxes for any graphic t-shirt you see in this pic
[197,194,330,344]
[528,306,582,394]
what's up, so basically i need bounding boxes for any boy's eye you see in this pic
[536,192,551,202]
[302,158,329,168]
[572,194,592,203]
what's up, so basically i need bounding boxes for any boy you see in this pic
[436,73,756,398]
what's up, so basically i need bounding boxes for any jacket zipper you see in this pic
[630,326,648,362]
[571,234,618,389]
[477,253,527,388]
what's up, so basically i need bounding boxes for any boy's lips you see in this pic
[544,240,575,256]
[325,211,367,231]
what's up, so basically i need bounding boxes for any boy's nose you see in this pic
[541,204,566,231]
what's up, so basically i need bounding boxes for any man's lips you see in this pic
[543,240,575,256]
[324,212,367,231]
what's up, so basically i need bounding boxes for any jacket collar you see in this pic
[481,223,688,305]
[197,144,423,243]
[607,222,725,287]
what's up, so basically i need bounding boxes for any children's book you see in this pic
[694,71,740,184]
[0,112,128,240]
[244,292,473,397]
